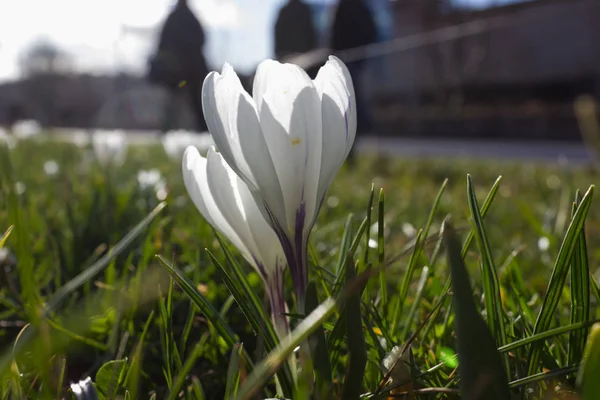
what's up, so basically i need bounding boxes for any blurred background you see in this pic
[0,0,599,149]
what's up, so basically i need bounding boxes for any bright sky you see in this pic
[0,0,527,82]
[0,0,287,82]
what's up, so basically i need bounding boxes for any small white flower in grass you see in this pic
[162,130,214,160]
[402,222,416,238]
[15,182,26,195]
[182,145,289,337]
[538,236,550,252]
[137,169,168,200]
[13,119,41,139]
[202,55,356,306]
[0,128,16,149]
[137,169,162,189]
[72,129,90,148]
[43,160,59,176]
[92,130,128,166]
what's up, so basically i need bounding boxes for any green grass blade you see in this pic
[461,176,502,258]
[341,255,367,400]
[305,281,332,397]
[577,323,600,400]
[0,225,13,249]
[509,365,579,390]
[214,234,274,328]
[362,183,375,269]
[157,283,173,387]
[400,265,430,341]
[590,273,600,306]
[167,336,209,400]
[333,215,355,294]
[205,248,295,394]
[234,297,338,400]
[444,221,510,400]
[527,185,594,375]
[569,190,591,366]
[155,256,252,364]
[332,214,369,297]
[56,357,67,400]
[191,376,206,400]
[391,229,423,335]
[423,176,502,337]
[466,175,509,369]
[224,343,243,399]
[422,179,448,242]
[377,189,386,310]
[179,302,197,356]
[124,310,155,399]
[327,216,370,363]
[206,250,276,347]
[499,319,600,354]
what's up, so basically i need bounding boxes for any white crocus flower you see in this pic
[182,145,289,337]
[202,55,356,305]
[43,160,60,176]
[92,130,128,166]
[13,119,41,139]
[137,169,163,190]
[137,168,168,200]
[0,128,16,150]
[71,129,91,148]
[162,130,214,160]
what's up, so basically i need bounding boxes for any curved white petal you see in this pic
[313,56,357,205]
[202,65,259,187]
[205,148,285,276]
[202,64,287,228]
[182,146,253,265]
[253,60,323,234]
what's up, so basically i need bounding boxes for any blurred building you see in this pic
[364,0,600,139]
[1,0,599,140]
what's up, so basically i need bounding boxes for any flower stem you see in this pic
[266,269,289,339]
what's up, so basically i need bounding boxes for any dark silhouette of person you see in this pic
[331,0,378,164]
[274,0,318,62]
[149,0,208,132]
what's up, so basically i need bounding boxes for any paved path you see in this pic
[53,129,596,166]
[356,136,595,166]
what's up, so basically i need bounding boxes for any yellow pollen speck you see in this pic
[178,80,187,88]
[291,138,301,146]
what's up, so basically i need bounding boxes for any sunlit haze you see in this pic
[0,0,286,81]
[0,0,528,82]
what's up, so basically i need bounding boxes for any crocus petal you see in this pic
[183,145,290,339]
[202,65,287,227]
[253,60,323,234]
[205,147,285,277]
[182,146,253,265]
[313,56,357,205]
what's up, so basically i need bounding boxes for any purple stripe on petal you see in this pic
[294,201,307,293]
[252,256,269,282]
[266,265,289,338]
[344,107,349,141]
[260,198,309,308]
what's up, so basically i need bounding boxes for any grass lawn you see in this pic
[0,135,599,399]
